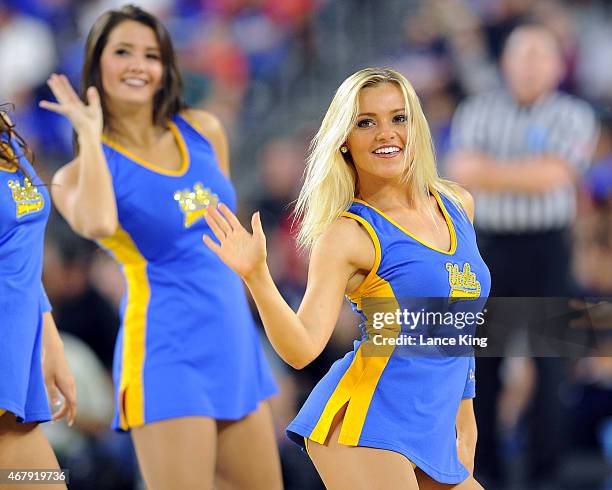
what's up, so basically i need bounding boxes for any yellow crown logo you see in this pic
[7,177,44,218]
[174,182,219,228]
[446,262,481,301]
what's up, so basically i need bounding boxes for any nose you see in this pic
[127,54,147,73]
[375,120,397,142]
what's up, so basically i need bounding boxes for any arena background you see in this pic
[1,0,611,488]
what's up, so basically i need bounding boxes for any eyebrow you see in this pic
[112,42,160,51]
[357,108,406,117]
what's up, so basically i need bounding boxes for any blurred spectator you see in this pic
[5,1,612,488]
[447,22,598,489]
[0,5,57,105]
[43,216,119,372]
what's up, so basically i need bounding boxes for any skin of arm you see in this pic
[450,184,475,223]
[41,312,77,425]
[52,130,118,239]
[183,109,230,177]
[450,185,478,473]
[456,398,478,473]
[41,76,117,239]
[447,150,575,194]
[205,206,373,369]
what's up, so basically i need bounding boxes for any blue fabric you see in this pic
[287,191,491,484]
[0,136,51,423]
[100,115,277,431]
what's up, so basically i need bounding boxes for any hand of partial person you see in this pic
[446,152,487,188]
[39,74,103,138]
[42,343,77,426]
[203,203,267,280]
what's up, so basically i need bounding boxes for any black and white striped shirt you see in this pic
[449,90,597,232]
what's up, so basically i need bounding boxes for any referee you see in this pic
[447,22,597,489]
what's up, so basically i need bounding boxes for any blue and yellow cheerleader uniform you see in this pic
[99,114,277,431]
[287,191,491,484]
[0,138,52,423]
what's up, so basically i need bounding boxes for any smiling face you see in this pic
[99,20,163,108]
[345,82,410,183]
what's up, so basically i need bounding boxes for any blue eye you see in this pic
[357,119,374,128]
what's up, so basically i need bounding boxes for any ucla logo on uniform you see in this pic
[7,177,44,218]
[446,262,481,301]
[174,182,219,228]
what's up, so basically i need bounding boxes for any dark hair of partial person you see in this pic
[80,4,185,129]
[0,106,34,181]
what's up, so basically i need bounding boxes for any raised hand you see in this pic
[203,203,267,280]
[39,74,103,138]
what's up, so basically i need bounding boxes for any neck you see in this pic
[357,177,428,212]
[512,89,551,108]
[104,101,163,147]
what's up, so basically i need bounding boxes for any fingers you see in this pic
[46,370,77,425]
[38,100,65,114]
[46,382,61,411]
[87,86,101,108]
[52,403,69,423]
[50,375,77,426]
[204,209,228,242]
[218,203,243,231]
[49,74,81,104]
[251,211,264,236]
[207,206,233,236]
[57,376,77,426]
[202,234,223,255]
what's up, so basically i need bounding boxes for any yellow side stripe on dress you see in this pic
[309,212,401,446]
[99,226,150,429]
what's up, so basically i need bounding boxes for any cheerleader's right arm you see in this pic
[41,74,118,239]
[204,205,373,370]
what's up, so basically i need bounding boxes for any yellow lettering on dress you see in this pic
[7,177,44,218]
[446,262,481,300]
[173,182,219,228]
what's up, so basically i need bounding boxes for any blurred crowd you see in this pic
[2,0,612,488]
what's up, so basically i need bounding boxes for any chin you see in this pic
[115,93,156,106]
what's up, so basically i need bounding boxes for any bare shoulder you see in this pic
[447,183,475,223]
[182,109,224,137]
[181,108,229,175]
[313,215,375,271]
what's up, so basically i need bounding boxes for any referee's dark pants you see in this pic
[474,228,572,487]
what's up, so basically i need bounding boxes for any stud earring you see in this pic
[340,146,348,154]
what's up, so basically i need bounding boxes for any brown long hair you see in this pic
[81,4,185,130]
[0,108,34,181]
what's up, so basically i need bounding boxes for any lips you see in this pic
[372,145,402,157]
[122,78,147,87]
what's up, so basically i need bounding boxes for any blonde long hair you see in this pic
[295,67,460,250]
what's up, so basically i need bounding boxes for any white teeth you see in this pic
[374,146,401,154]
[123,78,146,87]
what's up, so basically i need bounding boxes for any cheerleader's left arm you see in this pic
[42,312,77,425]
[456,398,478,474]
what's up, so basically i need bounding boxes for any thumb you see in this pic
[46,381,61,409]
[251,211,264,236]
[87,86,100,106]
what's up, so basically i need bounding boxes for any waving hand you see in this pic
[39,74,103,137]
[203,203,267,279]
